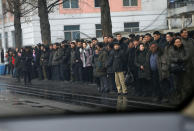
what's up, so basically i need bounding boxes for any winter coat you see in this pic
[127,47,136,71]
[51,49,61,66]
[105,49,114,74]
[168,45,189,65]
[158,40,174,80]
[40,50,50,66]
[154,38,167,51]
[35,49,41,66]
[94,49,108,77]
[80,47,93,67]
[70,47,82,67]
[113,49,126,72]
[62,47,71,66]
[92,54,99,77]
[21,51,33,71]
[135,49,150,79]
[181,38,194,68]
[48,50,53,66]
[147,50,165,81]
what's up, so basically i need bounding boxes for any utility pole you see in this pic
[0,0,6,52]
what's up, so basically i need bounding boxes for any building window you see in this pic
[123,0,138,6]
[63,0,79,8]
[64,25,80,41]
[94,0,100,7]
[95,24,103,38]
[124,22,139,33]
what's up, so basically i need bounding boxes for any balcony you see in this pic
[168,1,194,18]
[168,1,194,9]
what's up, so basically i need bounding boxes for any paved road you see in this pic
[0,83,98,117]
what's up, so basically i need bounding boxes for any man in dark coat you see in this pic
[51,43,61,81]
[113,41,128,95]
[62,43,71,81]
[153,31,167,51]
[40,45,50,80]
[21,47,33,85]
[35,44,42,80]
[70,42,82,82]
[105,43,117,92]
[15,51,22,82]
[95,42,109,93]
[135,43,150,96]
[168,37,191,103]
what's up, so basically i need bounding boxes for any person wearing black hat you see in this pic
[113,41,128,95]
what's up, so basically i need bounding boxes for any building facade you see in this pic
[0,0,168,48]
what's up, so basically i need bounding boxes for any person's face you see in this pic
[116,35,122,41]
[128,42,134,48]
[145,35,151,42]
[133,40,139,47]
[49,45,53,50]
[61,43,65,48]
[108,37,113,43]
[16,48,19,52]
[114,44,120,50]
[41,46,44,50]
[25,48,29,52]
[53,45,57,50]
[153,34,160,41]
[95,50,99,55]
[71,43,75,49]
[92,40,98,45]
[83,43,87,49]
[103,37,108,43]
[139,37,143,41]
[142,37,147,44]
[166,34,173,42]
[139,45,145,51]
[150,44,158,53]
[181,30,188,39]
[174,39,182,48]
[77,42,82,47]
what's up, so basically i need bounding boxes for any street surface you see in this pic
[0,82,98,117]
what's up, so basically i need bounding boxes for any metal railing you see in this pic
[168,0,194,9]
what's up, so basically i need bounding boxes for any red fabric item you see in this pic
[12,56,15,65]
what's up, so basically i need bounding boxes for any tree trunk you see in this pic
[100,0,112,37]
[38,0,51,45]
[13,0,22,49]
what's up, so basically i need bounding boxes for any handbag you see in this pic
[125,71,134,86]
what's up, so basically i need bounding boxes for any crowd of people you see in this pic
[1,28,194,103]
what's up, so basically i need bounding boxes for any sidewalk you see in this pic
[0,75,172,105]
